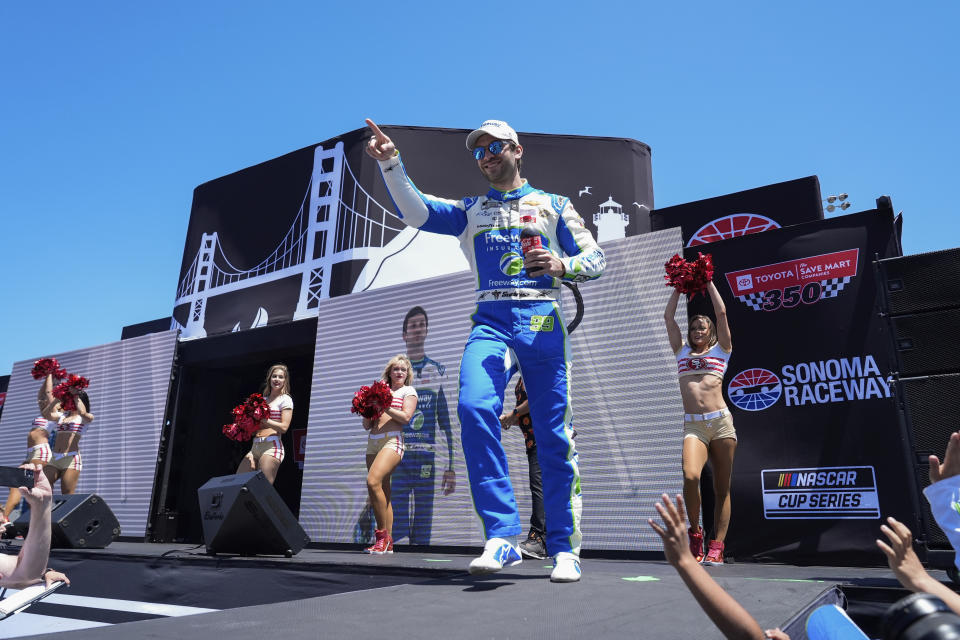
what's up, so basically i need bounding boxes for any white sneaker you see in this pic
[550,551,581,583]
[468,537,522,575]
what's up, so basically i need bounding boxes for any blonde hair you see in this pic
[261,363,291,396]
[382,354,413,387]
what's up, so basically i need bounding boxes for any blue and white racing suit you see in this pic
[376,153,605,556]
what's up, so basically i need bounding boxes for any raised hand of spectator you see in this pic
[877,516,928,592]
[877,515,960,616]
[19,464,52,509]
[648,493,772,639]
[929,432,960,484]
[648,493,693,568]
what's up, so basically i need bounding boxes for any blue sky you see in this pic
[1,1,956,375]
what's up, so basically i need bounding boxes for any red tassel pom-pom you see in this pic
[664,252,714,296]
[51,374,90,412]
[350,380,394,421]
[31,358,67,380]
[223,393,272,442]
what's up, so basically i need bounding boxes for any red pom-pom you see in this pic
[31,358,66,380]
[350,380,394,421]
[664,252,714,296]
[51,374,90,411]
[223,393,272,442]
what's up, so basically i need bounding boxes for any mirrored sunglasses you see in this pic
[472,140,511,161]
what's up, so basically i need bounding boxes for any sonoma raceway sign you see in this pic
[728,354,892,411]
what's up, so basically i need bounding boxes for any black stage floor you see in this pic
[0,541,948,639]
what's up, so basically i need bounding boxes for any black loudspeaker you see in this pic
[899,375,960,552]
[10,494,121,548]
[879,248,960,315]
[891,310,960,376]
[900,374,960,455]
[197,471,310,557]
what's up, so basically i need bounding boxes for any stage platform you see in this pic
[0,541,946,639]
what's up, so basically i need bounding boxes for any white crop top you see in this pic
[676,343,732,379]
[57,415,86,436]
[267,394,294,421]
[390,385,418,408]
[31,416,54,438]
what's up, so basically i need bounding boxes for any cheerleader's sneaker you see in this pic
[364,529,393,555]
[702,540,725,566]
[688,526,705,563]
[468,537,522,575]
[550,552,582,583]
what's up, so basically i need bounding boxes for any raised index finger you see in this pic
[365,118,388,142]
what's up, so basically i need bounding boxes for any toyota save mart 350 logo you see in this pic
[725,249,859,312]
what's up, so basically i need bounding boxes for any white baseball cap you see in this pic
[465,120,519,150]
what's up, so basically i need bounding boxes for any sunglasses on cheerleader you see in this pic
[472,139,512,161]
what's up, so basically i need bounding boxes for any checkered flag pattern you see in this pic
[819,276,851,299]
[737,292,765,311]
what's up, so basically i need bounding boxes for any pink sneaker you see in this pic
[364,529,386,554]
[364,529,393,555]
[687,526,704,562]
[702,539,725,566]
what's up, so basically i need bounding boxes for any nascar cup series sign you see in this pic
[761,466,880,519]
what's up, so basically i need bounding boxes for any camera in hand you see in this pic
[883,593,960,640]
[0,466,35,488]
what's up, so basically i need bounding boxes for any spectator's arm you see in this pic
[877,516,960,617]
[648,494,775,640]
[0,465,52,588]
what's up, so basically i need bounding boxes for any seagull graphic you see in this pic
[579,186,592,197]
[632,202,650,212]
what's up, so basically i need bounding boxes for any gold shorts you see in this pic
[24,443,52,464]
[366,432,404,458]
[47,451,82,472]
[247,435,284,463]
[683,411,736,446]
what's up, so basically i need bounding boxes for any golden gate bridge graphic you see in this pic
[174,142,408,338]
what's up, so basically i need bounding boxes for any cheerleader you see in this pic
[362,355,417,554]
[236,364,292,485]
[1,416,54,528]
[40,374,93,495]
[664,280,735,566]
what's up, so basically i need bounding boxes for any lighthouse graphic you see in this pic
[592,195,629,243]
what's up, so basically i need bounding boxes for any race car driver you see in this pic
[364,117,604,582]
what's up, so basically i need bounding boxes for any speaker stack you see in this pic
[197,471,310,557]
[10,493,121,548]
[877,248,960,571]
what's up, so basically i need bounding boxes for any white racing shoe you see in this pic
[468,537,522,575]
[550,551,582,583]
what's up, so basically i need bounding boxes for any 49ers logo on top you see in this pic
[725,249,859,312]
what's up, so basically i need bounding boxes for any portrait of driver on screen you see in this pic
[390,306,457,546]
